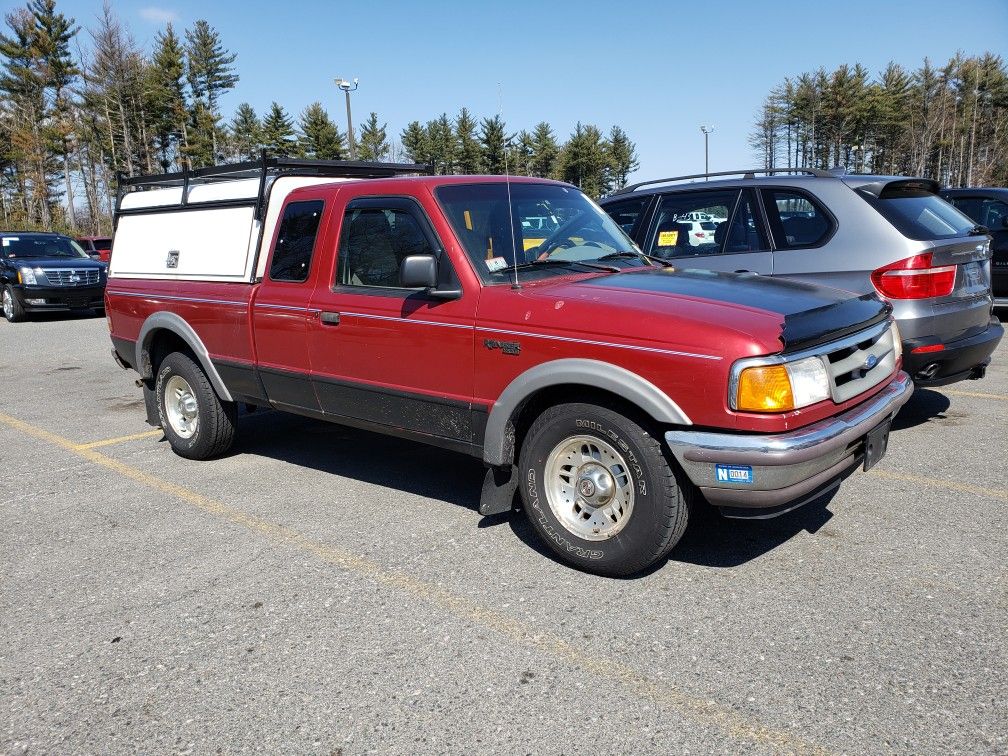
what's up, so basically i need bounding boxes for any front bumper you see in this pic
[665,371,913,516]
[13,284,105,311]
[902,316,1003,386]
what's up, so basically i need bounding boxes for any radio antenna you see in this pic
[499,82,520,290]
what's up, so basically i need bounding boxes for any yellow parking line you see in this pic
[870,469,1008,503]
[0,410,826,756]
[941,389,1008,401]
[75,429,163,450]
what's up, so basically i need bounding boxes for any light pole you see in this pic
[700,125,714,180]
[335,77,359,159]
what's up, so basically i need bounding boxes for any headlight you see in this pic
[889,321,902,362]
[18,266,41,285]
[732,356,831,412]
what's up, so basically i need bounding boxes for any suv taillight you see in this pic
[870,252,956,299]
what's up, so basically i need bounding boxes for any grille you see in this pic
[823,323,896,403]
[42,268,101,287]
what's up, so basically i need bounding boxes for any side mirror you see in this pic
[400,254,438,288]
[400,254,462,300]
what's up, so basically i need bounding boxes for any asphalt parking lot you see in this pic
[1,312,1006,755]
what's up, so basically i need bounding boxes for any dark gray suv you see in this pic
[601,169,1002,387]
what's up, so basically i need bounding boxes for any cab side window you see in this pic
[268,200,324,282]
[336,206,438,289]
[761,189,833,249]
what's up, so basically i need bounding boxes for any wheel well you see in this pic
[507,384,660,464]
[146,329,196,381]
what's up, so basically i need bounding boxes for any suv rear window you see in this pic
[858,188,976,241]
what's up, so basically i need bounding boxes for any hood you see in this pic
[8,257,106,270]
[530,268,891,352]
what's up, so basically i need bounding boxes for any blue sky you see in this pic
[54,0,1008,180]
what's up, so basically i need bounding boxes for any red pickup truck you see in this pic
[106,157,913,575]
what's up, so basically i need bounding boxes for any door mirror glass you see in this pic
[400,254,438,288]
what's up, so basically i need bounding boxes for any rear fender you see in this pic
[136,311,234,402]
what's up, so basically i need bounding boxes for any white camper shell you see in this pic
[110,157,427,283]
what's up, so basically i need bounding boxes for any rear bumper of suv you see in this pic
[12,284,106,312]
[902,315,1003,386]
[665,372,913,518]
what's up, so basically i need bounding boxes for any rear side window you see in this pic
[269,200,324,282]
[602,197,649,239]
[646,190,738,258]
[761,189,833,249]
[858,189,975,241]
[949,196,1008,231]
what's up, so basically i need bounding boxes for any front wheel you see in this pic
[2,285,25,322]
[518,402,688,576]
[155,351,237,460]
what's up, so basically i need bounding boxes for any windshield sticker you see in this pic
[657,230,678,247]
[485,256,507,273]
[2,237,18,246]
[463,210,473,231]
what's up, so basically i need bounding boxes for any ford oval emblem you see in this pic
[864,354,878,371]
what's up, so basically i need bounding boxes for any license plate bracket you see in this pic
[863,419,892,471]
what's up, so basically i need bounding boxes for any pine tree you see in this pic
[229,102,260,161]
[455,107,482,173]
[260,101,296,158]
[147,24,187,170]
[184,19,237,161]
[357,112,389,161]
[298,102,344,160]
[425,113,456,174]
[513,130,535,176]
[604,126,638,190]
[400,120,429,164]
[558,123,608,198]
[479,115,507,174]
[530,121,559,178]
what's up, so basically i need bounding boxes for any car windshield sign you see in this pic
[435,182,647,283]
[2,235,90,259]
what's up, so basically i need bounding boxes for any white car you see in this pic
[680,219,719,246]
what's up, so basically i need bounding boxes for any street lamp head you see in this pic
[700,124,714,135]
[335,77,359,92]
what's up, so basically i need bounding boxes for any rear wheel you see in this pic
[2,285,25,323]
[155,351,236,459]
[518,402,688,576]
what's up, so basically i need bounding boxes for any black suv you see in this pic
[1,232,108,322]
[939,187,1008,304]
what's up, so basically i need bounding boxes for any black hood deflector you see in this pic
[578,269,891,352]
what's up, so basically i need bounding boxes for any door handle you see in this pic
[734,269,752,274]
[320,311,340,325]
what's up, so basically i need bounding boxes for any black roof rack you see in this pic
[611,167,834,196]
[115,151,430,222]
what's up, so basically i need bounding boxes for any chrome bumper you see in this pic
[665,371,913,513]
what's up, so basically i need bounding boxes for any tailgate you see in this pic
[924,236,994,339]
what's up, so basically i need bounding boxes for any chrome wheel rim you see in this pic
[2,290,12,320]
[164,375,199,439]
[544,435,635,541]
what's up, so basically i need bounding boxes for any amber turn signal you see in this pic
[735,364,795,412]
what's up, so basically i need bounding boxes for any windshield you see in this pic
[435,182,643,283]
[858,189,978,241]
[2,235,90,259]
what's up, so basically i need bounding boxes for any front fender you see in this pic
[482,358,692,466]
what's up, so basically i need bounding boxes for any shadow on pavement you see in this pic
[233,406,844,574]
[892,388,951,431]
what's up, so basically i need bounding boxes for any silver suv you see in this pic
[601,169,1002,386]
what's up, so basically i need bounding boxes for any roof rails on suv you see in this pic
[612,167,836,196]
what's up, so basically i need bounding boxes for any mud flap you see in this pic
[142,381,162,428]
[479,465,519,516]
